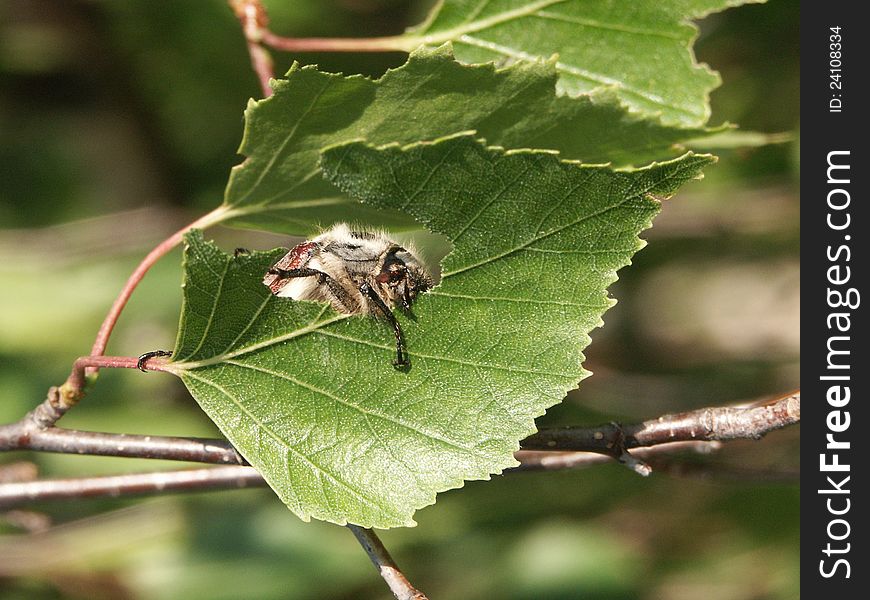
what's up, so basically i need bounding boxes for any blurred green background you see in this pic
[0,1,798,599]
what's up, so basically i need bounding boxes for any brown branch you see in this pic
[1,392,800,479]
[512,440,722,472]
[0,391,800,508]
[0,390,799,508]
[522,391,800,454]
[347,525,429,600]
[0,466,266,508]
[0,425,246,465]
[0,466,424,600]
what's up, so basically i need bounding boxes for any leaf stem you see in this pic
[260,30,411,54]
[84,206,230,373]
[64,355,170,399]
[229,0,410,59]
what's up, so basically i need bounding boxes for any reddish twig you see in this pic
[229,0,274,96]
[229,0,411,80]
[87,207,228,366]
[60,355,172,408]
[260,30,409,54]
[53,207,229,408]
[348,525,429,600]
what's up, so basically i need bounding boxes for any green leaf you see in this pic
[168,135,713,528]
[219,46,718,236]
[402,0,763,126]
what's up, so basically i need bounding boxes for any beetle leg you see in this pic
[268,267,323,279]
[359,282,408,368]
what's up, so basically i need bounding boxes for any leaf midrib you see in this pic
[442,187,638,279]
[409,0,572,46]
[223,359,486,456]
[454,35,698,118]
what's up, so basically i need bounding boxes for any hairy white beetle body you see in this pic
[262,224,432,366]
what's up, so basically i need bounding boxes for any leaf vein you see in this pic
[238,78,335,204]
[442,193,637,278]
[428,290,602,308]
[314,329,576,379]
[177,258,232,362]
[182,370,401,521]
[455,34,697,118]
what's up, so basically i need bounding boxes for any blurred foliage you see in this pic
[1,0,798,599]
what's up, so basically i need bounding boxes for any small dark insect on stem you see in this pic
[137,350,173,372]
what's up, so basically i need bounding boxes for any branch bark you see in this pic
[1,392,800,505]
[0,426,246,465]
[523,391,800,451]
[0,466,265,508]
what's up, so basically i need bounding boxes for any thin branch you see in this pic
[0,392,799,504]
[0,435,795,510]
[0,466,265,508]
[347,525,429,600]
[522,391,800,453]
[1,392,800,475]
[0,392,800,508]
[56,206,229,405]
[0,467,424,600]
[512,440,722,472]
[229,0,274,96]
[0,425,246,465]
[0,391,799,508]
[84,208,229,369]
